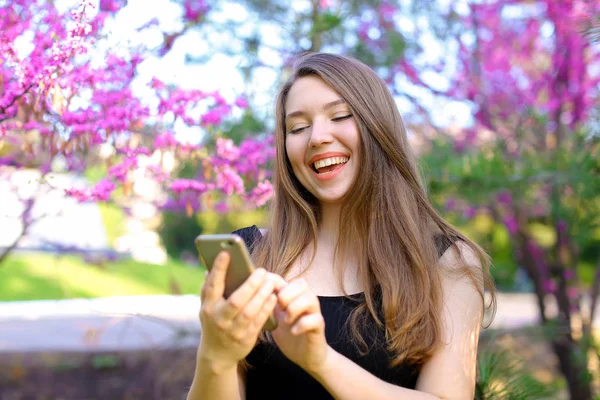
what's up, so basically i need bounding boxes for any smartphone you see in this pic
[195,234,277,331]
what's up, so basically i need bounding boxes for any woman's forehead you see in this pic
[285,76,343,110]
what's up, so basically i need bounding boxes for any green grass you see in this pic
[0,254,205,301]
[97,203,126,247]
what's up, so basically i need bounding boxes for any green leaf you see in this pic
[320,12,342,32]
[475,349,558,400]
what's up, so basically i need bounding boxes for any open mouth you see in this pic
[312,156,349,174]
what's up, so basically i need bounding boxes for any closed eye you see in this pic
[288,126,308,134]
[287,114,352,134]
[332,114,352,122]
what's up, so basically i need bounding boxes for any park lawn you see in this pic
[0,253,205,301]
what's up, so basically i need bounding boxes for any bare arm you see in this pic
[187,352,241,400]
[187,251,284,400]
[306,242,484,400]
[415,242,484,399]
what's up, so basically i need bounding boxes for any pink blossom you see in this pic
[154,132,178,150]
[150,77,167,90]
[245,180,273,207]
[444,0,600,133]
[398,60,422,85]
[445,199,456,212]
[216,138,240,161]
[183,0,210,22]
[215,202,229,214]
[64,188,91,203]
[170,179,209,195]
[201,107,228,126]
[146,165,170,183]
[0,0,272,220]
[91,178,115,201]
[463,207,478,219]
[319,0,333,9]
[0,156,15,166]
[496,191,513,207]
[99,0,125,13]
[108,157,137,183]
[235,96,248,109]
[216,166,245,196]
[379,3,396,21]
[503,215,519,235]
[357,21,371,41]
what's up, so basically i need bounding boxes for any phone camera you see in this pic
[220,240,234,249]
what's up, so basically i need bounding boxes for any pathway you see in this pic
[0,293,572,354]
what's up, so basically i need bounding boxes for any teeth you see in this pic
[313,156,349,171]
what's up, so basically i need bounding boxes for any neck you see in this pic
[317,202,342,245]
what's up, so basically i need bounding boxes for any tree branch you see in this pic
[0,83,36,123]
[309,0,322,52]
[0,196,35,264]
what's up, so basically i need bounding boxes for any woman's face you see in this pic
[284,75,361,205]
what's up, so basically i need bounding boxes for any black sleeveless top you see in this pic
[233,225,454,400]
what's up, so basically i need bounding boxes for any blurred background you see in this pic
[0,0,598,399]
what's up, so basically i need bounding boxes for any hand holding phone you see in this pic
[195,250,279,373]
[195,234,280,331]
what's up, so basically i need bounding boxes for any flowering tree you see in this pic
[1,0,440,263]
[415,1,600,398]
[0,0,275,262]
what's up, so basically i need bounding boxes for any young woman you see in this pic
[187,53,496,400]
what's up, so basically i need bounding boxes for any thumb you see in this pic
[202,251,230,303]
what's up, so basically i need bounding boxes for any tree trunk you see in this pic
[552,337,593,400]
[0,234,23,265]
[0,194,37,266]
[309,0,322,52]
[516,232,593,399]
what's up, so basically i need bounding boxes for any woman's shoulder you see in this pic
[232,225,265,251]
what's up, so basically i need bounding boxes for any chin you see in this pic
[314,191,349,205]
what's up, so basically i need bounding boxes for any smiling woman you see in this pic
[187,53,497,400]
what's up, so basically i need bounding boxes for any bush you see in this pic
[158,211,204,260]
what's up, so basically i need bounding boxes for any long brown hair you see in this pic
[251,53,496,367]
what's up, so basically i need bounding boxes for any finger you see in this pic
[284,292,319,325]
[268,273,287,293]
[203,251,231,303]
[218,268,267,320]
[291,313,325,336]
[199,268,211,301]
[231,277,275,327]
[277,278,309,310]
[253,294,278,331]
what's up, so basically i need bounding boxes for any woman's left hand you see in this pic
[272,278,330,374]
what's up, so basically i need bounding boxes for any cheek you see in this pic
[285,137,303,165]
[347,128,362,157]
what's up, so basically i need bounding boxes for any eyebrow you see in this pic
[285,98,347,120]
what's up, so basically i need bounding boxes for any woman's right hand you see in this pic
[198,251,285,372]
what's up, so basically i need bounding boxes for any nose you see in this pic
[308,118,334,147]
